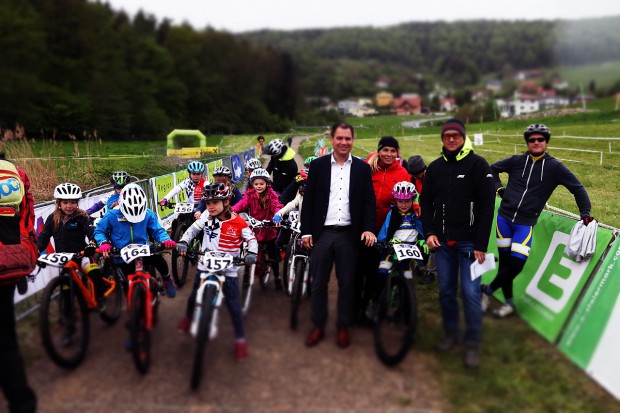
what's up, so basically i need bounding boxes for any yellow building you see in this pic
[376,91,394,107]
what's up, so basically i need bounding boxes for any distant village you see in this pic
[319,69,596,119]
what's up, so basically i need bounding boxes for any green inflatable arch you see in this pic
[166,129,206,149]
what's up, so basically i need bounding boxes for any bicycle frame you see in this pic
[287,233,311,296]
[126,257,157,331]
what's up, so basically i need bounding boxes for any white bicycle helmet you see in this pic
[265,139,284,156]
[249,168,272,183]
[392,181,417,200]
[54,183,82,200]
[245,158,262,171]
[119,183,147,223]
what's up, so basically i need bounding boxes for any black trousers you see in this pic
[0,283,37,413]
[310,229,359,329]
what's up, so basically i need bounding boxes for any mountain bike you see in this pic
[372,242,419,366]
[283,213,311,330]
[166,201,197,287]
[37,246,121,369]
[190,250,245,390]
[112,243,167,374]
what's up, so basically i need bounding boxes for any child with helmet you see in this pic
[232,168,284,289]
[176,182,258,360]
[194,165,242,219]
[241,158,262,193]
[366,181,429,319]
[38,183,108,300]
[86,170,132,216]
[159,160,208,208]
[94,183,177,298]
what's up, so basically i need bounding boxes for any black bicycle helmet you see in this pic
[524,124,551,141]
[202,182,231,201]
[110,170,130,187]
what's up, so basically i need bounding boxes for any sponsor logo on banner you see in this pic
[526,231,589,313]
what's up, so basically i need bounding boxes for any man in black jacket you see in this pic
[264,138,298,194]
[301,122,376,349]
[420,118,495,368]
[481,124,592,318]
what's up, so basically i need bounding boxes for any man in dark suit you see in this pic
[301,122,376,348]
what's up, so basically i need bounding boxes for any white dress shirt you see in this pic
[324,154,352,226]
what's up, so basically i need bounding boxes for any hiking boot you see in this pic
[163,276,176,298]
[435,332,458,352]
[234,341,248,360]
[464,343,480,368]
[177,316,191,334]
[493,303,515,318]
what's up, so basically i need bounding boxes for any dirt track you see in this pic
[3,137,445,413]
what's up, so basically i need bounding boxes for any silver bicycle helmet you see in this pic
[245,158,262,171]
[524,124,551,141]
[264,139,284,156]
[249,168,272,183]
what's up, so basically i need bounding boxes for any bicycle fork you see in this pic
[190,278,223,340]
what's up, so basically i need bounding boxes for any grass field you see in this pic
[551,60,620,90]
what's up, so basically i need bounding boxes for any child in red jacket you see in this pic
[232,168,284,289]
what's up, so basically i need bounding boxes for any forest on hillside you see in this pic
[2,0,620,140]
[242,17,620,99]
[0,0,305,140]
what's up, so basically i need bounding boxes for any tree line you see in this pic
[0,0,306,140]
[242,17,620,100]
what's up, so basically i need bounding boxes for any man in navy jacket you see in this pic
[301,122,376,348]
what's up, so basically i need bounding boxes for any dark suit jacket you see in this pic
[301,154,376,242]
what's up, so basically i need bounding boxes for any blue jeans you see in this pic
[435,241,482,345]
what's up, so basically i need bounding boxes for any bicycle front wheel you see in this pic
[373,274,417,367]
[129,283,151,374]
[39,273,90,369]
[172,223,190,287]
[190,286,216,390]
[289,258,305,330]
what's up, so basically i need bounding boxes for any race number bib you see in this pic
[393,244,422,261]
[289,220,301,233]
[246,215,260,228]
[38,253,74,267]
[202,251,234,272]
[120,244,150,263]
[175,202,194,214]
[288,211,299,223]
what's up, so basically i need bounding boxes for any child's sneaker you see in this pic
[177,316,191,334]
[163,276,176,298]
[234,341,248,360]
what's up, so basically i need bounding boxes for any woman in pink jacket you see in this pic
[233,168,284,289]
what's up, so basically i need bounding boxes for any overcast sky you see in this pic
[100,0,620,32]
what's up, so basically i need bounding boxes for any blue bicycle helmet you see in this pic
[187,161,205,174]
